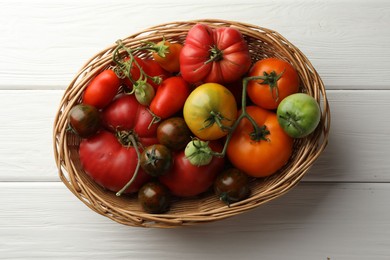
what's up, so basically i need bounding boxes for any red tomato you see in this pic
[159,141,225,197]
[122,57,170,92]
[227,106,294,178]
[82,70,121,109]
[180,24,251,84]
[79,130,151,194]
[247,58,300,110]
[149,76,190,120]
[101,94,159,146]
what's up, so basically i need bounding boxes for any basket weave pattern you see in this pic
[53,19,330,228]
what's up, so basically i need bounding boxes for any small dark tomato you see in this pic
[140,144,173,177]
[157,117,192,151]
[68,104,101,138]
[138,182,170,214]
[214,168,250,206]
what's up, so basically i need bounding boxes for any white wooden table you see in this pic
[1,1,389,259]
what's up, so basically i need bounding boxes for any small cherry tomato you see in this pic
[138,182,170,214]
[214,168,250,206]
[247,57,300,110]
[157,117,192,151]
[82,70,121,109]
[68,104,101,138]
[140,144,173,177]
[150,40,183,73]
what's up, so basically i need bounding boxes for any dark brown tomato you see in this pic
[68,104,101,138]
[138,182,170,214]
[157,117,192,151]
[140,144,173,177]
[214,168,250,206]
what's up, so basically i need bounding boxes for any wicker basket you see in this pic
[53,19,330,228]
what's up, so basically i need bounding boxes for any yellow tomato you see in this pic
[183,83,238,140]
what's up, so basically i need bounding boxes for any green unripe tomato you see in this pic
[277,93,321,138]
[184,139,213,166]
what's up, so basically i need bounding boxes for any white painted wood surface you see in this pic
[1,0,390,259]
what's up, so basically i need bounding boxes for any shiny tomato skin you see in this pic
[82,70,121,109]
[227,106,294,178]
[101,94,159,146]
[157,117,192,151]
[68,104,101,138]
[149,76,190,119]
[159,141,225,197]
[79,130,151,194]
[247,58,300,110]
[183,83,237,140]
[180,24,251,84]
[152,41,183,73]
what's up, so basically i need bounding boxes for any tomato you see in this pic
[159,141,225,197]
[180,23,252,84]
[82,70,121,109]
[157,117,192,151]
[277,93,321,138]
[79,130,151,194]
[150,40,183,73]
[227,106,294,178]
[101,94,159,146]
[183,83,237,140]
[138,182,170,214]
[247,57,300,110]
[149,76,190,121]
[122,56,170,92]
[140,144,173,177]
[214,168,250,206]
[68,104,101,138]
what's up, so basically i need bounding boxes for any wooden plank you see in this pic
[0,0,389,90]
[0,89,389,182]
[1,182,389,259]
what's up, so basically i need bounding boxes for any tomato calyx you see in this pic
[249,125,270,142]
[278,111,305,135]
[257,70,285,102]
[206,46,223,64]
[202,110,233,132]
[143,38,170,58]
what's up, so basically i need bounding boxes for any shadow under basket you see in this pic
[53,19,330,228]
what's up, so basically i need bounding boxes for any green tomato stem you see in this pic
[116,134,142,197]
[212,76,270,158]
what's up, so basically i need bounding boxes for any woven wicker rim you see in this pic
[53,19,330,228]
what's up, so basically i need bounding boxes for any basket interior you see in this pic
[53,19,330,227]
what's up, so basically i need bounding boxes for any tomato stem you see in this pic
[213,76,269,158]
[116,134,142,197]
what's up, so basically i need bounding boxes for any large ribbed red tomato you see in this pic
[180,23,251,84]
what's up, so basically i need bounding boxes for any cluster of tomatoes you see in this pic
[68,23,321,214]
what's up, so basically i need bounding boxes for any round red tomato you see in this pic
[247,57,300,110]
[227,106,294,178]
[159,141,225,197]
[82,70,121,109]
[180,24,251,84]
[101,94,159,146]
[79,130,151,194]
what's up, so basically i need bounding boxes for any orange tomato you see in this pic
[152,41,183,73]
[227,106,293,178]
[247,57,299,110]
